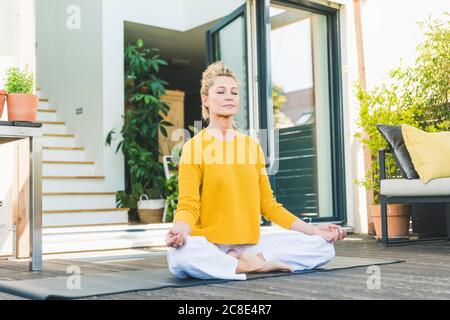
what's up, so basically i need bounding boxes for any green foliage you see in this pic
[354,14,450,204]
[161,125,199,223]
[163,171,179,223]
[272,83,287,126]
[4,67,34,94]
[106,39,171,211]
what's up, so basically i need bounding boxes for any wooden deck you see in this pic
[0,235,449,300]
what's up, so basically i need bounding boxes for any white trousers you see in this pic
[167,232,335,280]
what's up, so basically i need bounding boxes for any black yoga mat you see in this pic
[0,256,403,300]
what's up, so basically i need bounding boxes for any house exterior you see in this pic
[0,0,448,255]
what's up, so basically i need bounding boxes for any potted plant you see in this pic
[137,190,167,224]
[0,90,6,118]
[355,84,413,239]
[4,67,38,122]
[106,38,172,224]
[354,15,450,239]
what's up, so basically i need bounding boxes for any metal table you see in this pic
[0,121,42,271]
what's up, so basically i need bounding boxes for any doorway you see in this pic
[124,0,247,145]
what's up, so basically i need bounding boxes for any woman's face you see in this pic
[203,76,240,118]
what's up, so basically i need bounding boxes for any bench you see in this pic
[379,149,450,246]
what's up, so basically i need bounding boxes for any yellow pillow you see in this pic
[402,124,450,183]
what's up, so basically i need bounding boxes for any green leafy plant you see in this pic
[106,39,171,217]
[162,125,199,223]
[4,67,34,94]
[355,14,450,204]
[163,171,179,223]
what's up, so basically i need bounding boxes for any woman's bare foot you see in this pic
[236,251,295,274]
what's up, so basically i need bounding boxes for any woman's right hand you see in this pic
[166,221,191,248]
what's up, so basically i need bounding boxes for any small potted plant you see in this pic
[354,84,413,239]
[4,67,38,122]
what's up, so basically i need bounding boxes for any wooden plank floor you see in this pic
[0,235,449,300]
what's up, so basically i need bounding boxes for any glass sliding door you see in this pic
[206,4,250,131]
[261,1,346,223]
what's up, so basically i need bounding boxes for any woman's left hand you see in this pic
[312,224,347,243]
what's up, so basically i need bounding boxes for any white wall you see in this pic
[338,0,365,234]
[36,0,104,163]
[182,0,245,31]
[35,0,120,188]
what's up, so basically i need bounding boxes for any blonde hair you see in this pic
[200,61,239,125]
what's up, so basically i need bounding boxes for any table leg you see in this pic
[29,136,42,271]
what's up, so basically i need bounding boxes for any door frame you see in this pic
[256,0,347,224]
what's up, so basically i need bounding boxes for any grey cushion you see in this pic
[376,124,419,179]
[381,178,450,196]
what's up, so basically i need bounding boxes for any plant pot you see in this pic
[7,93,38,122]
[137,196,166,224]
[371,204,411,239]
[0,90,6,118]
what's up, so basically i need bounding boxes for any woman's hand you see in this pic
[312,224,347,243]
[166,221,191,248]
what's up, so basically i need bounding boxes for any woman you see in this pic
[166,61,346,280]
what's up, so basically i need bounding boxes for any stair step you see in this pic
[44,208,127,214]
[37,112,58,122]
[43,223,169,234]
[43,161,96,176]
[40,121,65,125]
[42,223,168,254]
[43,133,74,138]
[44,223,129,230]
[38,101,53,110]
[44,146,84,150]
[43,209,129,228]
[43,176,105,180]
[44,178,110,192]
[43,161,94,165]
[42,124,67,135]
[43,148,85,161]
[43,136,76,147]
[44,192,116,196]
[43,193,117,211]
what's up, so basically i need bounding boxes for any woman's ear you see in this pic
[201,94,208,107]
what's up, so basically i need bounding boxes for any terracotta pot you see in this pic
[0,90,6,118]
[371,204,411,239]
[7,93,38,121]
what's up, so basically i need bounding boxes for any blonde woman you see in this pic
[166,61,346,280]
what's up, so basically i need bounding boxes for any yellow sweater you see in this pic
[173,128,298,244]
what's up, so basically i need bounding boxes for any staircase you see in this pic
[36,89,167,254]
